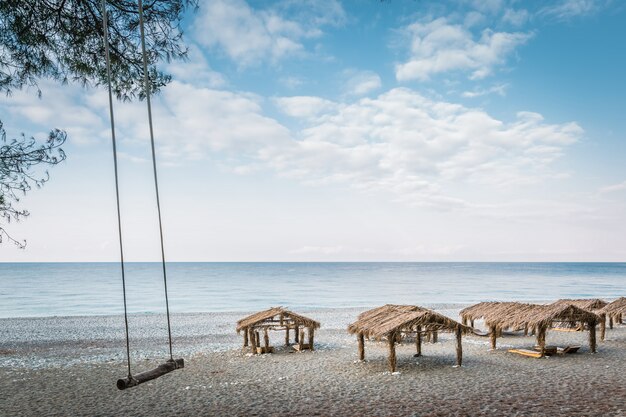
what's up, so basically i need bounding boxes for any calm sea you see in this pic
[0,262,624,318]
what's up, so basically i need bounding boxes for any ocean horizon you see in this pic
[1,262,624,318]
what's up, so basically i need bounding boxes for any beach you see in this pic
[2,307,625,416]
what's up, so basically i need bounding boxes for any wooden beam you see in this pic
[263,328,270,350]
[455,325,462,367]
[285,326,290,346]
[600,314,606,341]
[294,326,299,343]
[243,329,248,348]
[388,333,397,373]
[431,331,438,344]
[414,326,421,357]
[249,328,257,354]
[358,332,365,361]
[490,325,497,350]
[589,320,597,353]
[537,327,546,357]
[308,327,315,351]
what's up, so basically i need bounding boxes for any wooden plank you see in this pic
[508,348,542,358]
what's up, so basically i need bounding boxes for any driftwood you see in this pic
[117,358,184,390]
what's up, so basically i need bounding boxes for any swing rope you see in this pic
[101,0,132,380]
[137,0,174,362]
[102,0,183,389]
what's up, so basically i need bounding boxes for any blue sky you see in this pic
[1,0,626,262]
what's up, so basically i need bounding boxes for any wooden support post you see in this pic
[462,317,467,326]
[285,326,290,346]
[308,327,315,351]
[523,325,528,336]
[358,332,365,360]
[490,326,497,350]
[426,331,431,343]
[255,331,260,349]
[388,333,397,373]
[243,329,249,348]
[294,326,299,343]
[414,327,422,357]
[263,328,270,350]
[589,320,597,353]
[609,316,613,329]
[470,319,475,328]
[432,331,438,344]
[455,325,463,367]
[249,328,257,354]
[537,327,546,357]
[531,326,536,336]
[600,314,606,341]
[299,329,305,348]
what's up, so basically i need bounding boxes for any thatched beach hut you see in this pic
[460,302,540,348]
[483,303,600,356]
[599,297,626,330]
[348,304,471,372]
[236,307,320,354]
[550,298,608,339]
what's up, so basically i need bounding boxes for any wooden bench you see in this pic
[508,348,543,358]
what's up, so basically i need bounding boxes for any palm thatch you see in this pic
[349,304,471,339]
[599,297,626,316]
[236,307,320,354]
[460,301,541,330]
[551,298,608,311]
[348,304,471,372]
[236,307,320,332]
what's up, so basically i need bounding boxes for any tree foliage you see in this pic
[0,0,196,246]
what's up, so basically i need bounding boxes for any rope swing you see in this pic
[101,0,184,390]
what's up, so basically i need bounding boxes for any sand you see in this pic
[1,308,625,416]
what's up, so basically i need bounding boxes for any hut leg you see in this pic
[490,326,497,350]
[455,325,463,367]
[414,328,422,357]
[285,327,290,346]
[299,330,305,348]
[470,319,475,328]
[589,320,597,353]
[294,326,299,343]
[600,314,606,341]
[388,333,397,373]
[249,328,257,354]
[358,332,365,361]
[263,328,270,351]
[426,332,431,343]
[255,331,260,350]
[537,327,546,357]
[308,327,315,351]
[243,330,249,348]
[432,331,438,344]
[462,317,467,326]
[523,325,528,336]
[530,326,536,336]
[609,316,613,329]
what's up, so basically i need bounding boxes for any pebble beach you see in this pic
[1,307,625,416]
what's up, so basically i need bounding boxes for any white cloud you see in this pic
[539,0,599,20]
[166,44,226,88]
[192,0,345,66]
[264,88,582,209]
[599,180,626,194]
[502,8,529,26]
[274,96,337,118]
[461,83,509,98]
[343,70,382,96]
[396,17,531,81]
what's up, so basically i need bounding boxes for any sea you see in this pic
[0,262,624,318]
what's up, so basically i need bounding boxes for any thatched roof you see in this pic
[460,302,539,324]
[526,303,601,329]
[551,298,608,311]
[348,304,471,339]
[236,307,320,333]
[599,297,626,315]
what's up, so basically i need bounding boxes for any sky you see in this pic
[1,0,626,262]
